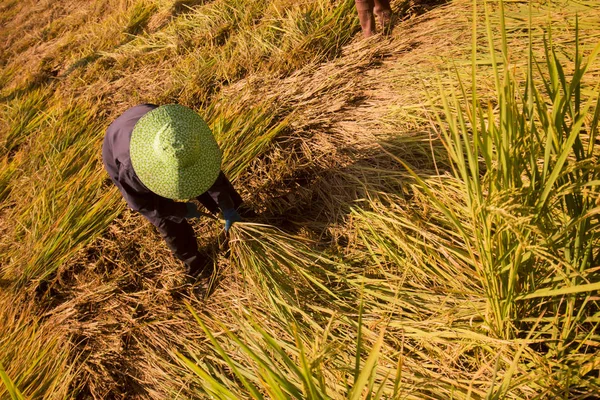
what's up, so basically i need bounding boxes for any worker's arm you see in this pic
[204,172,243,211]
[205,172,243,231]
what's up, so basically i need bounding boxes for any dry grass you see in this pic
[1,0,600,398]
[0,291,76,399]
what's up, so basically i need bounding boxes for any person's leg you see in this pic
[148,216,210,277]
[373,0,393,35]
[355,0,376,38]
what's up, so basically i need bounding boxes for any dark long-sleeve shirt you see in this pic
[102,104,237,223]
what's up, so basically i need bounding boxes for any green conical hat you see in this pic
[130,104,222,200]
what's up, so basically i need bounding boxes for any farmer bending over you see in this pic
[102,104,242,279]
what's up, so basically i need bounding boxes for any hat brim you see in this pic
[130,105,222,200]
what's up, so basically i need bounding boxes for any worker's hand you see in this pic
[185,202,202,219]
[222,208,241,232]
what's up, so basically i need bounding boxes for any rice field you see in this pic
[1,0,599,398]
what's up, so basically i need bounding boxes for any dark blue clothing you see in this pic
[103,104,188,222]
[102,104,242,272]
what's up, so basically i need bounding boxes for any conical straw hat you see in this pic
[130,104,222,200]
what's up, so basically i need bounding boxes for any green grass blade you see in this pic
[348,330,385,400]
[0,363,25,400]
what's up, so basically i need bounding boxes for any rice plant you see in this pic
[1,0,600,398]
[0,293,76,399]
[178,1,600,398]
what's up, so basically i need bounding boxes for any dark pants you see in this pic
[145,173,243,272]
[152,217,204,270]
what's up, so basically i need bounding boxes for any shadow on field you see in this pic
[29,212,222,399]
[172,0,210,15]
[23,130,448,399]
[240,130,449,242]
